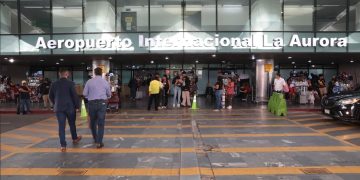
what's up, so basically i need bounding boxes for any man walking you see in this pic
[83,68,111,148]
[49,69,82,152]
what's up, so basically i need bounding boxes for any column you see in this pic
[255,59,274,103]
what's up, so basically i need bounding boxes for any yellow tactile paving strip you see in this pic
[1,110,360,178]
[1,166,360,176]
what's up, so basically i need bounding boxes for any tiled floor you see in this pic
[1,107,360,179]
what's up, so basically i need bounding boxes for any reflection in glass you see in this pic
[53,0,83,33]
[251,0,283,31]
[218,0,249,31]
[84,0,115,32]
[0,0,18,34]
[0,35,19,55]
[20,35,51,55]
[349,0,360,31]
[315,33,347,52]
[184,0,216,31]
[316,0,346,31]
[117,0,148,32]
[20,0,51,34]
[284,0,314,31]
[150,0,182,31]
[52,34,84,54]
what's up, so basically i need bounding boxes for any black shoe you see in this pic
[96,143,104,149]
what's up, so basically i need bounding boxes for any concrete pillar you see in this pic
[255,59,274,103]
[92,60,110,79]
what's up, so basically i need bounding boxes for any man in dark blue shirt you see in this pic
[49,69,82,152]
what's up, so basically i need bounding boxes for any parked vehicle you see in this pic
[321,90,360,121]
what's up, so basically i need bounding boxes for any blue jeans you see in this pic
[19,99,30,113]
[173,86,181,105]
[215,90,223,110]
[88,100,107,144]
[56,108,78,147]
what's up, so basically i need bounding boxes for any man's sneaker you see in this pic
[72,136,82,144]
[213,109,220,112]
[96,143,104,149]
[60,147,66,152]
[177,104,180,108]
[227,106,232,110]
[173,104,176,108]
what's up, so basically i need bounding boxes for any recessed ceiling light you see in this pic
[221,60,226,63]
[165,56,169,60]
[294,66,297,68]
[40,59,45,62]
[288,56,292,59]
[150,60,154,64]
[108,56,112,60]
[331,62,334,64]
[212,54,216,58]
[9,58,15,63]
[311,65,315,68]
[56,62,60,65]
[59,58,64,61]
[350,60,354,63]
[291,62,295,64]
[4,57,8,60]
[195,60,199,63]
[308,60,312,63]
[251,55,255,60]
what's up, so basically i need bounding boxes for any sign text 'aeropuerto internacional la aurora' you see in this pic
[35,34,348,52]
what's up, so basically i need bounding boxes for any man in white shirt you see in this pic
[274,73,286,92]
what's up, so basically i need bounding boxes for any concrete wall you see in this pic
[0,64,29,84]
[339,63,360,87]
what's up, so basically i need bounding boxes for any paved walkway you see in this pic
[1,108,360,179]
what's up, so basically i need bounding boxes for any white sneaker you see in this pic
[213,109,220,112]
[173,104,176,108]
[227,106,232,110]
[177,104,180,108]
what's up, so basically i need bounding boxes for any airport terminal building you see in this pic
[1,0,360,101]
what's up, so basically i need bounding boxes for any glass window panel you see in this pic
[84,33,116,54]
[117,0,148,32]
[20,35,51,55]
[73,71,84,85]
[251,32,283,52]
[218,0,249,31]
[0,0,18,34]
[0,35,19,55]
[284,32,315,52]
[324,69,337,82]
[349,0,360,31]
[150,0,182,31]
[251,0,283,31]
[52,0,83,33]
[84,0,115,32]
[218,32,251,53]
[44,71,58,82]
[316,0,346,31]
[315,33,347,52]
[348,32,360,52]
[309,68,323,77]
[20,0,51,34]
[284,0,314,31]
[52,34,84,54]
[184,0,216,31]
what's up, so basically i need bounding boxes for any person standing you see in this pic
[225,77,235,109]
[148,74,162,111]
[161,75,170,109]
[172,73,183,108]
[49,69,82,152]
[18,80,31,115]
[83,68,111,149]
[128,77,138,101]
[39,78,53,109]
[181,76,191,107]
[318,74,327,98]
[214,77,224,111]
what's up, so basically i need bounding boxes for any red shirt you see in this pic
[226,82,235,95]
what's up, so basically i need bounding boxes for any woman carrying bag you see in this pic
[268,73,288,116]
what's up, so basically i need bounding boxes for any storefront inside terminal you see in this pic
[1,0,360,104]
